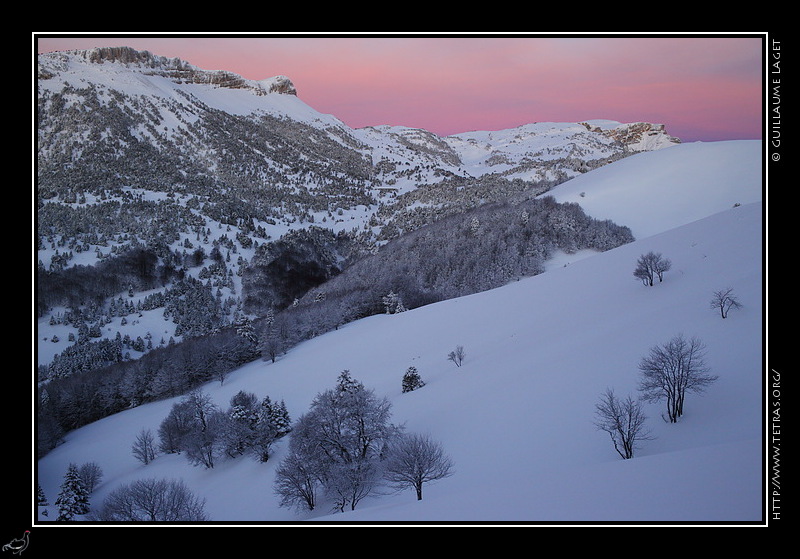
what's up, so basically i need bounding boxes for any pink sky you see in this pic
[35,34,764,142]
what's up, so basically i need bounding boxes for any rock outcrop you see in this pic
[582,121,681,151]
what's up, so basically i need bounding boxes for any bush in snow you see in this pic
[92,478,207,522]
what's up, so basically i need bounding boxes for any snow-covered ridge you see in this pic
[37,47,678,155]
[38,46,298,97]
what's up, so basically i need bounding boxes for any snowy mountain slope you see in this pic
[319,201,762,523]
[35,140,764,524]
[37,48,323,123]
[549,140,762,239]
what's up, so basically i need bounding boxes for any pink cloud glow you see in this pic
[35,34,764,142]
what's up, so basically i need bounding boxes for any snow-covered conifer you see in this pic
[402,366,425,393]
[55,463,90,521]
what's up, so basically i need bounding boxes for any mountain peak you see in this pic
[38,46,297,96]
[258,75,297,96]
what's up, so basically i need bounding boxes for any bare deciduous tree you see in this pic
[260,310,289,364]
[77,462,104,494]
[653,253,672,283]
[710,288,742,318]
[383,433,454,500]
[594,388,652,459]
[638,334,717,423]
[157,390,225,468]
[448,345,465,367]
[273,450,320,512]
[633,251,672,286]
[132,428,157,465]
[273,371,398,513]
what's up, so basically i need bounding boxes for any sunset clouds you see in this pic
[35,34,763,142]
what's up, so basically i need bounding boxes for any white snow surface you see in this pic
[36,139,764,525]
[550,140,762,239]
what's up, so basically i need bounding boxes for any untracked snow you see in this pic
[35,140,764,525]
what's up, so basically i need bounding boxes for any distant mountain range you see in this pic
[36,46,681,418]
[37,46,680,246]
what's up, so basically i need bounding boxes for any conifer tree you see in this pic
[382,291,407,314]
[402,366,425,393]
[223,391,260,458]
[251,396,292,462]
[38,483,50,517]
[37,484,49,506]
[235,316,258,346]
[55,463,90,521]
[265,397,292,438]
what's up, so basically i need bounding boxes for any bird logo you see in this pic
[2,531,29,555]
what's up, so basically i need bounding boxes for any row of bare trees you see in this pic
[633,251,744,319]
